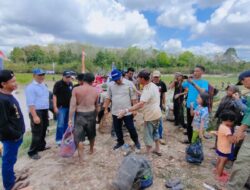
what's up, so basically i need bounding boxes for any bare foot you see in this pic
[89,148,96,155]
[19,186,33,190]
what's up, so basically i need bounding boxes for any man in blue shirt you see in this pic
[182,65,209,143]
[0,70,29,190]
[25,68,50,160]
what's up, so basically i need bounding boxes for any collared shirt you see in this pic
[140,82,162,121]
[242,96,250,129]
[25,80,49,110]
[53,79,73,108]
[107,78,136,116]
[182,79,209,109]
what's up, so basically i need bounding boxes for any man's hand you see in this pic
[174,94,180,99]
[118,109,127,119]
[33,116,41,124]
[68,120,73,128]
[132,111,137,117]
[104,109,109,115]
[54,107,59,114]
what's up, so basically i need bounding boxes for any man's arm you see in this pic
[68,90,77,127]
[103,98,111,114]
[188,79,205,93]
[29,106,40,124]
[53,95,58,114]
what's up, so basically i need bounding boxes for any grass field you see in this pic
[15,73,62,85]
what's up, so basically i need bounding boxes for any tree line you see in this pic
[6,43,249,74]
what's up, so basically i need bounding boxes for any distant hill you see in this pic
[214,48,242,64]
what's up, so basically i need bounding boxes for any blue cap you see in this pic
[236,70,250,85]
[111,69,122,81]
[32,68,45,75]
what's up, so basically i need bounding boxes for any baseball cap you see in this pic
[111,69,122,81]
[0,70,14,83]
[33,68,45,75]
[63,70,72,77]
[236,70,250,85]
[152,70,161,77]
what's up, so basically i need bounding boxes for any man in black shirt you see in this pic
[53,71,73,145]
[0,70,29,190]
[152,70,167,144]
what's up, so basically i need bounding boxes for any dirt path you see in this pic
[15,114,229,190]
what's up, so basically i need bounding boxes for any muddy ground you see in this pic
[13,111,240,190]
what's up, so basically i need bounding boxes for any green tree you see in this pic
[177,51,195,66]
[10,47,27,63]
[23,45,46,64]
[156,51,170,67]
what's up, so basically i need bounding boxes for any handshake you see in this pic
[117,108,129,119]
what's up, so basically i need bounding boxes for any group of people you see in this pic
[0,65,250,190]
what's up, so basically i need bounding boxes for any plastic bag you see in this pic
[59,127,76,158]
[186,139,204,164]
[98,112,112,134]
[112,154,153,190]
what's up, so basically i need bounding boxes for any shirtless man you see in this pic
[68,73,98,161]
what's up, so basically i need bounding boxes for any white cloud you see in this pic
[156,2,198,29]
[0,0,155,53]
[187,42,225,55]
[162,38,225,55]
[162,39,183,53]
[191,0,250,46]
[117,0,165,11]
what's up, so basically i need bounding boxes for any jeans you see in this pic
[112,115,139,145]
[55,107,69,144]
[158,117,163,139]
[2,138,22,190]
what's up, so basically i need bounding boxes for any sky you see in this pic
[0,0,250,60]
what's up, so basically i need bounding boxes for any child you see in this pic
[214,111,237,182]
[215,85,246,125]
[190,92,210,143]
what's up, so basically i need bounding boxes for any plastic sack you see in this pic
[112,153,153,190]
[59,127,76,158]
[98,112,112,134]
[186,139,204,164]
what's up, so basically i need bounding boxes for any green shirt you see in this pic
[242,96,250,128]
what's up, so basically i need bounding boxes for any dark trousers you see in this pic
[173,100,184,127]
[186,108,194,143]
[112,115,139,145]
[28,110,49,156]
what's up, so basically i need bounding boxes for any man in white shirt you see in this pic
[118,70,162,155]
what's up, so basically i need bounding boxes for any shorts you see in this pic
[216,149,231,159]
[144,119,160,146]
[74,111,96,144]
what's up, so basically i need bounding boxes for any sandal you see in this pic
[152,151,162,156]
